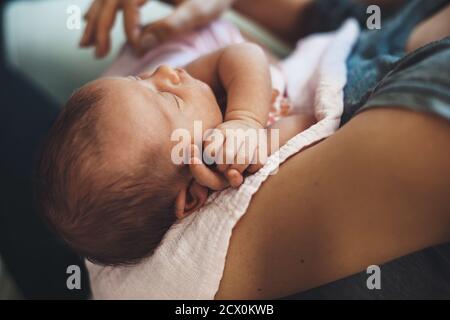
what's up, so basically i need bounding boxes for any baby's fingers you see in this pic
[247,162,264,174]
[247,146,265,174]
[228,141,258,174]
[189,145,228,191]
[225,169,244,188]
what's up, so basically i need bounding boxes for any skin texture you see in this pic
[90,67,222,176]
[216,107,450,299]
[233,0,314,43]
[406,3,450,54]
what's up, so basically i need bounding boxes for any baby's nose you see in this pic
[154,65,180,84]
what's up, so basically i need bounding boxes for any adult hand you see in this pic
[138,0,235,53]
[80,0,235,59]
[80,0,148,58]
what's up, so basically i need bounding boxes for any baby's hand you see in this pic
[189,145,229,191]
[204,118,267,188]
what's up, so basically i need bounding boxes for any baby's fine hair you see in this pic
[35,85,182,266]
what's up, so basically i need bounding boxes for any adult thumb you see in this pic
[138,17,178,53]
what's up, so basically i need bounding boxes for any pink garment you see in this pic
[87,19,360,299]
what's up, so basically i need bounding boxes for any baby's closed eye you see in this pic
[159,92,182,110]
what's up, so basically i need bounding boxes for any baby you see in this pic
[36,43,315,266]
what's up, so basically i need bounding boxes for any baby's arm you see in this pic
[245,114,316,174]
[185,42,272,128]
[185,43,273,187]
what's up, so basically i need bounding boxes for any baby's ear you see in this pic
[174,181,209,219]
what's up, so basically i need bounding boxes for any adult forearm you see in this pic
[217,108,450,299]
[233,0,406,44]
[233,0,314,43]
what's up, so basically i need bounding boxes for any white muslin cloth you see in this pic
[86,19,360,299]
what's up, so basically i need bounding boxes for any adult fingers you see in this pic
[79,0,102,47]
[95,0,119,58]
[123,0,147,50]
[137,0,234,53]
[138,0,204,53]
[139,17,177,53]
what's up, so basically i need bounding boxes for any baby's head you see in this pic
[36,65,222,265]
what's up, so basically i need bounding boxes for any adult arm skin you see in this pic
[215,107,450,299]
[215,4,450,299]
[233,0,406,44]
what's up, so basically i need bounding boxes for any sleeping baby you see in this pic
[36,38,315,266]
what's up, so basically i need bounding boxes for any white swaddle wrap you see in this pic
[86,19,360,299]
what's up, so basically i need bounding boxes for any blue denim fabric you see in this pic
[341,0,450,125]
[360,38,450,120]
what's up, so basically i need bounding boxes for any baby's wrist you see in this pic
[224,111,265,129]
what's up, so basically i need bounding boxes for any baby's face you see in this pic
[86,65,223,173]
